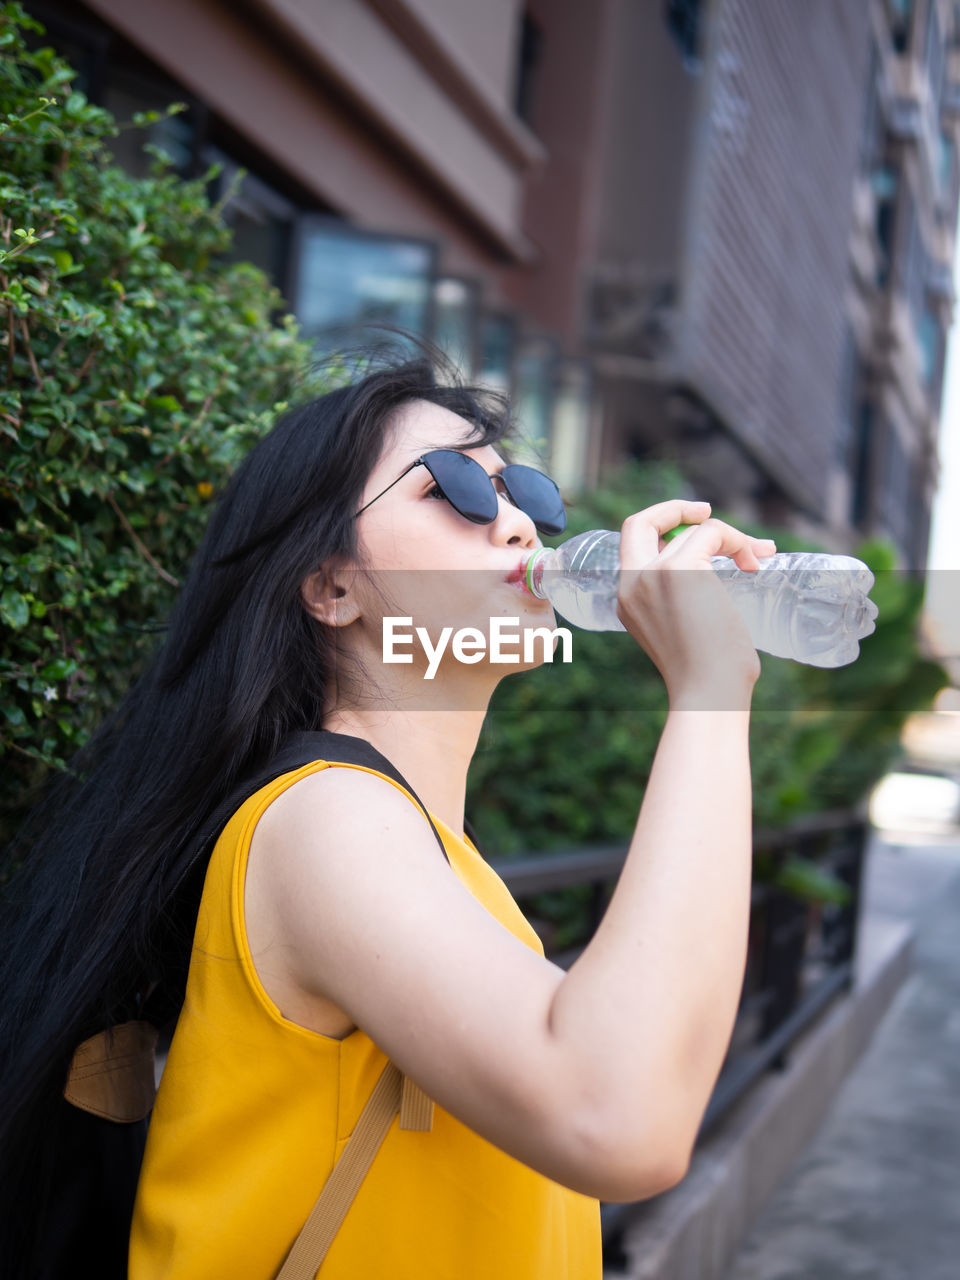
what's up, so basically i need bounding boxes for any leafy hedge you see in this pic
[0,4,321,838]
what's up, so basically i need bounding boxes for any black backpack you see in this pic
[42,731,475,1280]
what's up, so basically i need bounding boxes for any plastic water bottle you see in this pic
[522,529,878,668]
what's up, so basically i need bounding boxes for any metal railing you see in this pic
[490,807,870,1253]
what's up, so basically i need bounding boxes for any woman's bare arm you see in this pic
[545,706,753,1191]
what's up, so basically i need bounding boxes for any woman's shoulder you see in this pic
[245,762,448,904]
[254,759,430,836]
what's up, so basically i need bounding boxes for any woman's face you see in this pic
[324,398,560,689]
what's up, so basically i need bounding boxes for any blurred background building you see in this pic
[30,0,960,570]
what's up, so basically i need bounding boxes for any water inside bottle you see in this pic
[538,570,626,632]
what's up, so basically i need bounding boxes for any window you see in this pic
[432,277,480,377]
[936,129,956,196]
[102,79,197,178]
[513,11,543,127]
[924,0,944,109]
[907,459,930,571]
[664,0,702,68]
[860,46,884,174]
[289,221,436,351]
[899,199,927,322]
[479,312,516,397]
[22,1,108,97]
[839,329,860,464]
[917,301,944,387]
[873,163,899,286]
[850,403,875,529]
[29,5,202,180]
[204,149,298,302]
[550,361,592,493]
[513,336,559,466]
[889,0,914,54]
[883,425,911,547]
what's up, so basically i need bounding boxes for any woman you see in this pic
[0,355,774,1278]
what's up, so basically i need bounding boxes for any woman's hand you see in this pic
[616,500,776,706]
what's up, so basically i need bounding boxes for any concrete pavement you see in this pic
[722,833,960,1280]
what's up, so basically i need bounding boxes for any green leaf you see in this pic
[40,657,76,680]
[775,857,852,907]
[3,705,27,729]
[148,394,181,413]
[0,588,30,630]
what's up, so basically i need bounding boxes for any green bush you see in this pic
[0,4,321,839]
[789,539,949,816]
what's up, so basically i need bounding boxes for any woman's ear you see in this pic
[300,563,362,627]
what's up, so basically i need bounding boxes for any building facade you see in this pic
[29,0,960,568]
[528,0,959,570]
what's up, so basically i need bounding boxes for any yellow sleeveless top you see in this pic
[129,761,602,1278]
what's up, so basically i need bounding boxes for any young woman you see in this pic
[0,356,774,1278]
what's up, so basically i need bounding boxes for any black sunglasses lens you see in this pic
[424,451,499,523]
[423,451,567,535]
[502,466,567,535]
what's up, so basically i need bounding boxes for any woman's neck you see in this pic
[320,705,487,842]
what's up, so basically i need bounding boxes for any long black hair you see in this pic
[0,350,515,1268]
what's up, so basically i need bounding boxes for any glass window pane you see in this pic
[513,337,558,467]
[432,277,478,377]
[479,313,515,396]
[937,130,955,193]
[550,361,593,494]
[204,147,295,295]
[101,82,194,177]
[294,221,435,349]
[918,305,941,386]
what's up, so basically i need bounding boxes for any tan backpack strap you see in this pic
[275,1060,433,1280]
[400,1073,434,1131]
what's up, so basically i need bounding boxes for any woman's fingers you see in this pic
[659,518,775,571]
[619,500,712,567]
[614,506,777,699]
[620,502,776,572]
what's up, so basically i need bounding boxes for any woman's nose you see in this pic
[492,489,538,546]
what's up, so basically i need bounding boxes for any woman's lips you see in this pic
[505,556,538,599]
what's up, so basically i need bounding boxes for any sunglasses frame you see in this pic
[355,449,566,536]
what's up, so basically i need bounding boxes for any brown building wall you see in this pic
[498,0,618,346]
[506,0,700,354]
[410,0,524,104]
[83,0,539,283]
[679,0,874,519]
[591,0,698,286]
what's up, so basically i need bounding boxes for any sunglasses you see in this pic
[355,449,567,536]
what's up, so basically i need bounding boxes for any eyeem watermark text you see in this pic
[383,616,573,680]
